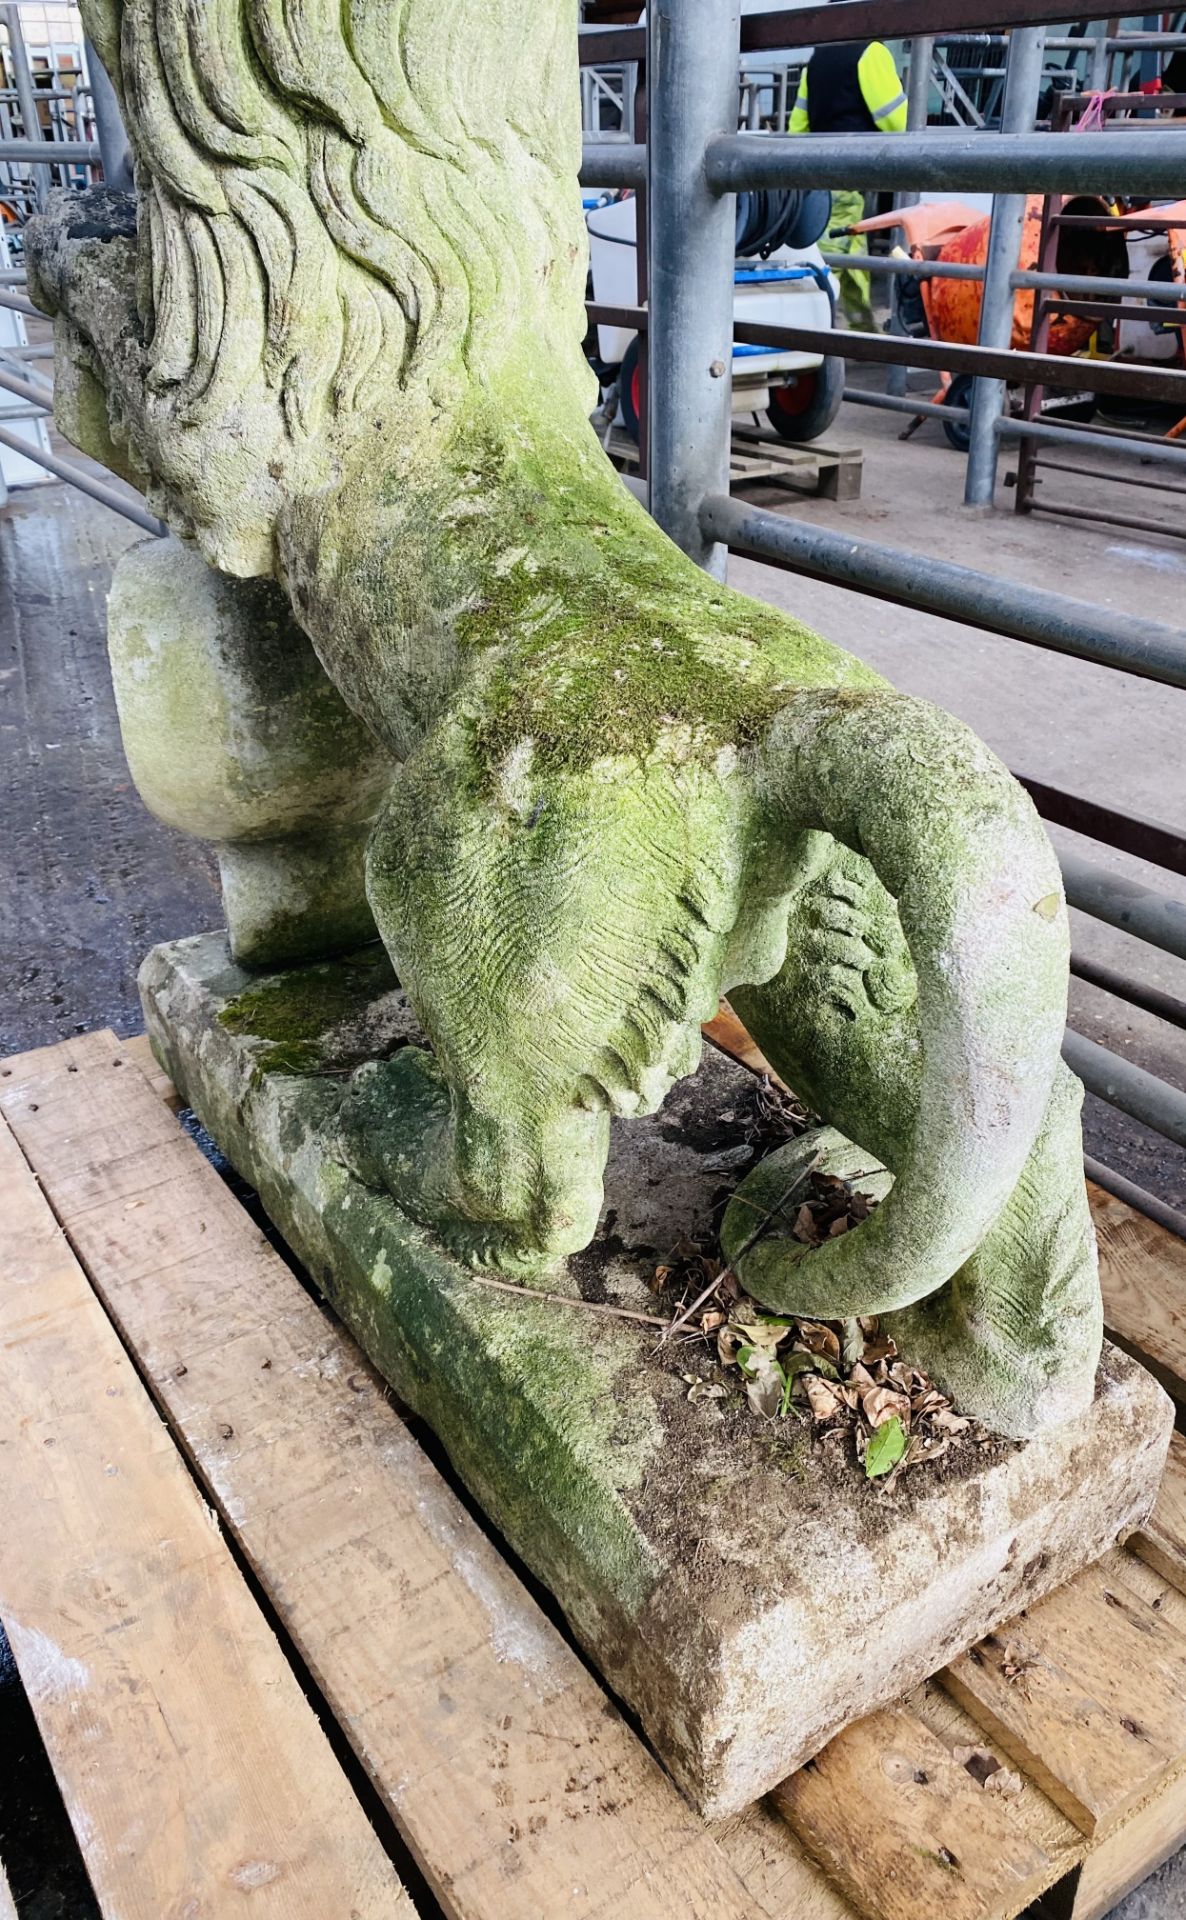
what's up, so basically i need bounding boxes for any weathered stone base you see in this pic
[140,934,1175,1820]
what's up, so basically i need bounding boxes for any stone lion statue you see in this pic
[27,0,1101,1437]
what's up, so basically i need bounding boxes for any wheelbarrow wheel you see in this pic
[766,354,845,444]
[942,374,974,453]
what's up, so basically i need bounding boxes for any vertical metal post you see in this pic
[886,36,934,398]
[647,0,740,578]
[1,4,47,211]
[85,36,132,190]
[963,25,1047,508]
[1087,26,1110,93]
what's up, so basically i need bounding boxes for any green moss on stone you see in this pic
[218,943,398,1075]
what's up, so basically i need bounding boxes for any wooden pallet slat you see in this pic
[1133,1429,1186,1594]
[0,1032,765,1920]
[0,1111,411,1920]
[1032,1552,1186,1920]
[772,1704,1061,1920]
[1091,1179,1186,1417]
[7,1021,1186,1920]
[943,1558,1186,1840]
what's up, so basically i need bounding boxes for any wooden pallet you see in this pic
[605,424,864,501]
[1,1026,1185,1920]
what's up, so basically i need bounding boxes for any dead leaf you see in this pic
[687,1379,726,1403]
[931,1407,971,1436]
[745,1351,786,1418]
[862,1385,911,1431]
[733,1316,791,1354]
[793,1203,821,1246]
[717,1326,742,1367]
[804,1375,845,1422]
[797,1321,842,1364]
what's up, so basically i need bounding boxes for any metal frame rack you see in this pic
[579,0,1186,1227]
[0,3,148,521]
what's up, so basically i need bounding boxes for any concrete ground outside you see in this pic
[1,386,1184,1914]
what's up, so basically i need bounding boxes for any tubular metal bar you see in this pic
[965,25,1046,508]
[0,2,46,209]
[1013,267,1182,302]
[698,489,1186,688]
[886,33,933,400]
[1082,1154,1186,1243]
[578,0,1174,65]
[579,142,645,188]
[1061,849,1186,964]
[996,411,1186,470]
[1019,778,1186,876]
[842,386,969,421]
[821,254,1180,305]
[85,34,132,191]
[728,318,1186,404]
[702,130,1186,197]
[1073,953,1186,1034]
[0,138,100,163]
[1063,1030,1186,1154]
[646,0,740,577]
[824,251,986,281]
[0,362,53,408]
[0,423,165,535]
[590,300,1186,407]
[0,287,37,317]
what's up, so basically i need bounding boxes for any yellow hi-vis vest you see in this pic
[789,41,908,136]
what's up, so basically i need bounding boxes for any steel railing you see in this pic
[579,0,1186,1227]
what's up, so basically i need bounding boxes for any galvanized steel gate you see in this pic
[580,0,1186,1229]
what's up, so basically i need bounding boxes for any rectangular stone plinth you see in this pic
[140,934,1174,1820]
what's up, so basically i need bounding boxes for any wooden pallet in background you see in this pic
[604,423,864,501]
[1,1026,1185,1920]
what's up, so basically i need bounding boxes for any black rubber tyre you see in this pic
[942,373,975,453]
[618,335,642,441]
[765,353,845,444]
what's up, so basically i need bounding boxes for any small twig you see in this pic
[665,1268,731,1340]
[465,1272,669,1329]
[662,1152,823,1342]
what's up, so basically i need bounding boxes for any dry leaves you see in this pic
[658,1166,983,1485]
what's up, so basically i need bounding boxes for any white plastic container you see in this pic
[585,194,836,389]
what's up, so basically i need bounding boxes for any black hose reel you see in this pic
[734,188,833,259]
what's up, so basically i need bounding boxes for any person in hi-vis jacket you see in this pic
[789,37,908,328]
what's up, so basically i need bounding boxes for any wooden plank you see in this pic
[1050,1766,1186,1920]
[909,1679,1083,1879]
[942,1558,1186,1840]
[0,1033,767,1920]
[772,1703,1061,1920]
[1034,1546,1186,1920]
[121,1030,182,1111]
[701,1001,791,1093]
[713,1803,858,1920]
[0,1111,409,1920]
[1132,1429,1186,1594]
[1089,1179,1186,1417]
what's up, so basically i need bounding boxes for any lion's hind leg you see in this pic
[339,723,747,1272]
